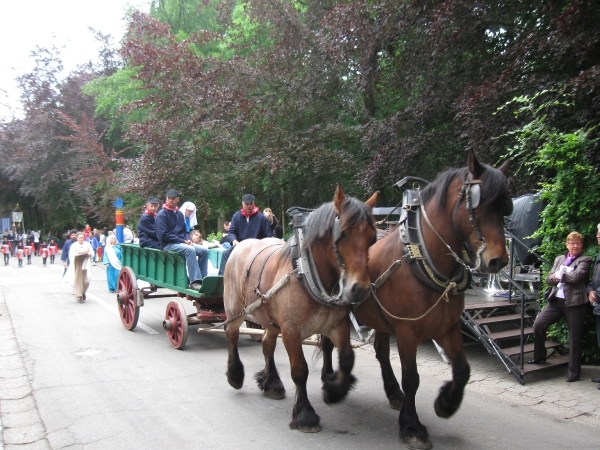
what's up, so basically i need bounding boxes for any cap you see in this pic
[147,197,160,204]
[166,189,180,198]
[242,194,255,203]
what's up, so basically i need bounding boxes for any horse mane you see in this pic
[279,196,374,260]
[420,165,512,214]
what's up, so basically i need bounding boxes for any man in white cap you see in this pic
[156,189,209,290]
[218,193,272,275]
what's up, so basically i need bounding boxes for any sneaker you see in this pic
[189,281,203,290]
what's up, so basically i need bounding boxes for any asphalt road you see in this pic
[0,254,598,449]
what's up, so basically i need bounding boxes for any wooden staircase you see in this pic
[461,294,568,384]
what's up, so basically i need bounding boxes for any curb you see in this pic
[0,288,51,450]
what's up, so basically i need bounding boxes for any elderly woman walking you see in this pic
[103,234,122,293]
[65,232,94,303]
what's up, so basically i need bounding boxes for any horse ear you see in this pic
[365,191,378,208]
[333,183,345,215]
[497,159,510,175]
[467,149,484,179]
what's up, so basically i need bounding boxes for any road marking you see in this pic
[86,292,160,335]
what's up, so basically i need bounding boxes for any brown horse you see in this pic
[224,185,377,432]
[321,150,512,449]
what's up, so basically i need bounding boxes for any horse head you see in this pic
[456,150,512,273]
[330,185,378,304]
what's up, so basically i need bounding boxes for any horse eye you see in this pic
[340,231,347,239]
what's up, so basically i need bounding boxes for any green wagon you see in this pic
[116,244,233,349]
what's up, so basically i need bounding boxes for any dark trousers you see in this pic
[596,315,600,348]
[532,299,587,379]
[218,246,235,276]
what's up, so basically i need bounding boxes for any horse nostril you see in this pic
[350,282,368,299]
[488,258,503,273]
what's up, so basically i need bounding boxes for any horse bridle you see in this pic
[331,216,377,270]
[421,175,486,271]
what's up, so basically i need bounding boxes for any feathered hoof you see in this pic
[322,373,356,404]
[289,408,321,433]
[265,388,286,400]
[404,435,433,450]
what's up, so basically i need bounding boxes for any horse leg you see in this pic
[319,335,335,382]
[225,317,245,389]
[374,331,405,410]
[282,330,321,432]
[433,325,470,419]
[255,328,286,400]
[398,341,432,450]
[322,321,357,404]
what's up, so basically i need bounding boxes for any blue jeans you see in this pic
[163,243,208,283]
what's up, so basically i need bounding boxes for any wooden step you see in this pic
[522,355,569,373]
[500,341,562,357]
[487,327,534,340]
[464,301,512,311]
[474,313,530,325]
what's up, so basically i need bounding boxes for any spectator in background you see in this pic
[122,225,134,244]
[61,230,78,270]
[86,232,99,263]
[263,208,279,236]
[103,234,122,293]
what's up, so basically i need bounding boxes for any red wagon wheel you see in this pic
[116,267,140,330]
[163,301,189,349]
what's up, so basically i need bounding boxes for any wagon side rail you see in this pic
[120,244,223,297]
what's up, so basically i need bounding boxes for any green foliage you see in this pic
[206,231,223,242]
[499,91,600,359]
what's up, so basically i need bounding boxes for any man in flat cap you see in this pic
[138,196,162,250]
[156,189,209,290]
[218,193,272,275]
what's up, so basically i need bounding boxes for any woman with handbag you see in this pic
[529,231,592,382]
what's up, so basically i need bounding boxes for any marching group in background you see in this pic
[2,229,59,267]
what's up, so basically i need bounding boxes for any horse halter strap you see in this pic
[331,217,345,269]
[451,176,486,271]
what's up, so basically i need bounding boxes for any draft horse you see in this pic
[321,150,512,449]
[224,185,378,432]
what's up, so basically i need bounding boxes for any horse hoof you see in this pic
[434,398,450,418]
[389,397,403,411]
[404,436,433,450]
[265,389,286,400]
[289,423,322,433]
[226,372,244,390]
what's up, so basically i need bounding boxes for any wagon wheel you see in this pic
[164,301,189,350]
[117,267,140,330]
